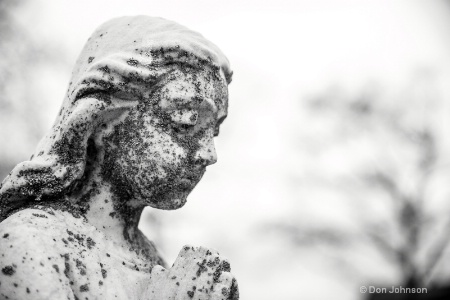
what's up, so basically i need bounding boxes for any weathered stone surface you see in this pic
[0,16,237,300]
[146,246,239,300]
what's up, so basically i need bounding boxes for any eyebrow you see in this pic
[169,96,218,113]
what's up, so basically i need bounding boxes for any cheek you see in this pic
[137,129,187,174]
[122,126,189,178]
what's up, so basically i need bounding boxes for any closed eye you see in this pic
[169,109,198,125]
[169,109,198,134]
[172,123,195,134]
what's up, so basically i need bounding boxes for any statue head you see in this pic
[0,16,232,219]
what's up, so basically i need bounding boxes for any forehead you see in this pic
[158,68,228,117]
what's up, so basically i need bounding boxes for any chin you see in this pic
[147,191,189,210]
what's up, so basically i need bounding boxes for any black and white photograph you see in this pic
[1,1,450,299]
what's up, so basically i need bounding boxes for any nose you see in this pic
[194,134,217,167]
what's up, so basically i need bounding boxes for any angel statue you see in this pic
[0,16,238,300]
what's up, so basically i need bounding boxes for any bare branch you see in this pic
[421,218,450,282]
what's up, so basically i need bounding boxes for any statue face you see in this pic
[102,67,228,210]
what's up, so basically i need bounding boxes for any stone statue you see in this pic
[0,16,238,300]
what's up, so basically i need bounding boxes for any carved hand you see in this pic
[144,245,239,300]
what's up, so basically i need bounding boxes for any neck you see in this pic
[69,171,144,249]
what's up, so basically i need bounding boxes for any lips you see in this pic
[177,168,205,189]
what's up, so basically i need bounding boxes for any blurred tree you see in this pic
[269,71,450,292]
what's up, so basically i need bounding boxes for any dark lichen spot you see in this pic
[2,233,9,238]
[187,291,194,298]
[61,254,71,278]
[32,213,48,218]
[196,259,207,277]
[213,268,222,283]
[222,261,231,272]
[99,65,110,74]
[86,237,96,249]
[101,269,107,279]
[1,266,15,276]
[64,262,70,277]
[80,284,89,292]
[73,234,84,243]
[88,57,95,63]
[229,278,239,299]
[52,264,59,273]
[127,58,139,66]
[75,259,87,275]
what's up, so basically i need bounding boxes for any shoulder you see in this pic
[0,208,75,300]
[1,207,66,230]
[0,207,75,249]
